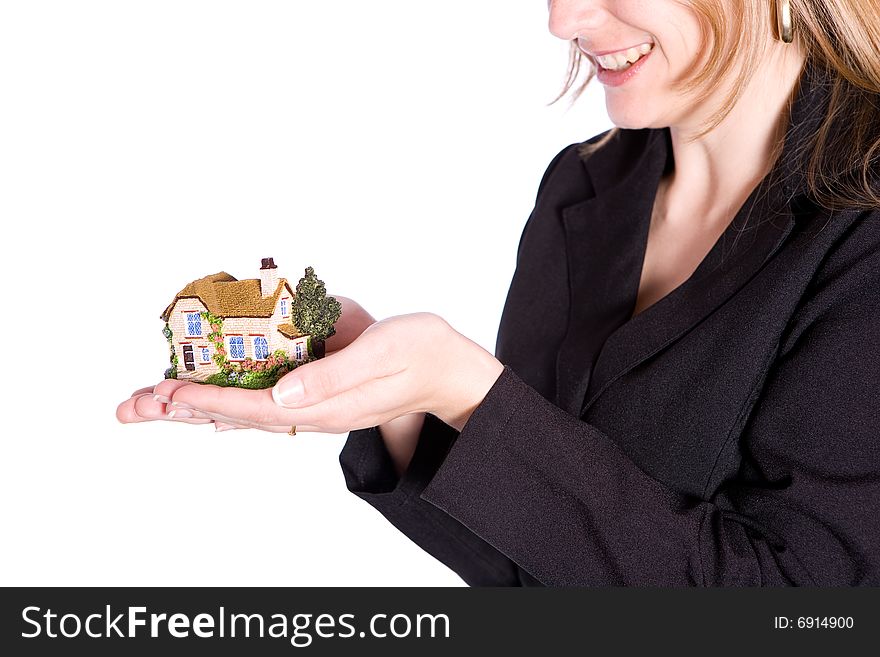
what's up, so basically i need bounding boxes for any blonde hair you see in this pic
[552,1,880,210]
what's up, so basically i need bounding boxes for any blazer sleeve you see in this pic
[339,415,526,585]
[337,143,578,587]
[419,213,880,586]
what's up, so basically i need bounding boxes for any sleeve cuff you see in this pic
[339,412,460,505]
[420,364,527,507]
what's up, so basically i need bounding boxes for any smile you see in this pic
[595,43,654,72]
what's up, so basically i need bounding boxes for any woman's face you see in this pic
[547,0,712,130]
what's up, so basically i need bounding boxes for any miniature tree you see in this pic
[291,266,342,357]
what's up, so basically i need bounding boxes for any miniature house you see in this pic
[160,258,310,382]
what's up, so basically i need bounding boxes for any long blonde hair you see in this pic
[552,1,880,210]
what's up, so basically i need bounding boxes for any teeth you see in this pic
[596,42,653,71]
[624,47,642,63]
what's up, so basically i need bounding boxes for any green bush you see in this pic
[194,354,318,389]
[204,372,232,387]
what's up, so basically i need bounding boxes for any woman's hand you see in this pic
[116,295,377,429]
[158,312,504,434]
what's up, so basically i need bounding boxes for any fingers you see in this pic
[116,393,213,425]
[120,379,320,433]
[194,409,321,434]
[168,386,293,429]
[214,421,244,433]
[127,378,194,401]
[120,380,318,432]
[167,385,323,433]
[169,384,275,420]
[152,378,197,403]
[117,393,156,423]
[118,379,210,425]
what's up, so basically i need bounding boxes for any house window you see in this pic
[185,312,202,337]
[280,298,289,317]
[228,336,245,360]
[201,347,211,363]
[253,336,269,360]
[295,343,303,360]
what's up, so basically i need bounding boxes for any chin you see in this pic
[605,104,661,131]
[607,114,651,130]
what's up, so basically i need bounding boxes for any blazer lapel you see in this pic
[554,128,669,417]
[580,199,797,416]
[554,58,834,419]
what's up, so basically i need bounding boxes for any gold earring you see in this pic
[773,0,794,43]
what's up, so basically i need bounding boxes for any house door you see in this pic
[182,345,195,371]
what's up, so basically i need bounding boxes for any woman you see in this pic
[118,1,880,585]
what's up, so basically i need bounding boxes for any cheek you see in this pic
[656,5,707,71]
[648,40,704,102]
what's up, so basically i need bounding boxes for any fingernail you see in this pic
[153,394,171,404]
[215,424,235,432]
[171,401,193,409]
[273,378,304,407]
[168,409,193,419]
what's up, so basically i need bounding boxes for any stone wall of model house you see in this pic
[167,297,218,380]
[221,313,289,360]
[166,285,308,381]
[265,292,311,363]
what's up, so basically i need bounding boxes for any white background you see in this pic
[0,1,610,586]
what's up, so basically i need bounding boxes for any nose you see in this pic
[547,0,606,41]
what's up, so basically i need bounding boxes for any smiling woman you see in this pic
[116,0,880,586]
[556,0,880,210]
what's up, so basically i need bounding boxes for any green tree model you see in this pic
[291,266,342,356]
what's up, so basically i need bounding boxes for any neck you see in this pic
[661,42,807,227]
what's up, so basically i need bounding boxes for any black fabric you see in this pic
[338,59,880,586]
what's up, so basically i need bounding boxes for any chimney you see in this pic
[259,257,278,298]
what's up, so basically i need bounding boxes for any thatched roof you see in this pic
[277,323,307,339]
[160,272,296,321]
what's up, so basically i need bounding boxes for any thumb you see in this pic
[271,329,391,408]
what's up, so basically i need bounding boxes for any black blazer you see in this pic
[338,60,880,586]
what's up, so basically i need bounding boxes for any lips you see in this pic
[594,46,654,87]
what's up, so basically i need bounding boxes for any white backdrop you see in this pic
[0,1,610,586]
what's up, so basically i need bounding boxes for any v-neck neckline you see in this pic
[553,58,836,418]
[625,127,790,324]
[554,127,801,418]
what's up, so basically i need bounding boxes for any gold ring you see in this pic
[288,425,297,436]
